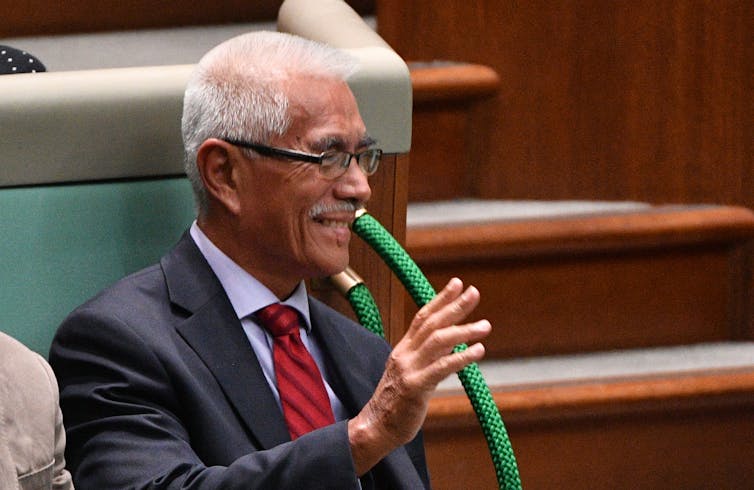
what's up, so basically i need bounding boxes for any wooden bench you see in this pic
[406,200,754,357]
[425,342,754,489]
[404,199,754,489]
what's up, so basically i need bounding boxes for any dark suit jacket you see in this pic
[49,233,429,489]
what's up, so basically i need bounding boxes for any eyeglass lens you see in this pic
[321,150,381,177]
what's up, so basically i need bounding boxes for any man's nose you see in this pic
[334,157,372,203]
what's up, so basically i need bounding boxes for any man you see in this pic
[50,31,490,489]
[0,331,73,489]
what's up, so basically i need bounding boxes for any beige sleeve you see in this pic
[36,356,74,490]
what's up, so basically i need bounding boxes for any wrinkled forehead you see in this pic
[282,76,369,148]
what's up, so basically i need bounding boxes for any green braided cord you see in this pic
[351,212,522,490]
[346,282,386,337]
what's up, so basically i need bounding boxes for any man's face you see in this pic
[232,76,373,292]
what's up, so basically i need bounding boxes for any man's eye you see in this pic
[321,152,344,166]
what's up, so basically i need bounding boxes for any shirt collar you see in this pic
[189,221,312,331]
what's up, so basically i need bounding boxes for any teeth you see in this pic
[309,201,356,219]
[320,219,349,228]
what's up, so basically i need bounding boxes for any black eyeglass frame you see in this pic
[222,138,382,178]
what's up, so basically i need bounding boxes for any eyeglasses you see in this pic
[223,138,382,179]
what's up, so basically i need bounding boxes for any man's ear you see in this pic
[196,139,242,215]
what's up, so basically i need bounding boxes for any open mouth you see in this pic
[309,201,358,229]
[315,218,351,228]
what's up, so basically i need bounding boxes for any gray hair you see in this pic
[181,31,359,213]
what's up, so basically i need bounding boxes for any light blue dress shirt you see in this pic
[189,221,349,422]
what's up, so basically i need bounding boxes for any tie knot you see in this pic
[256,303,301,337]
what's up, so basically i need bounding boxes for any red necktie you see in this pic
[256,303,335,439]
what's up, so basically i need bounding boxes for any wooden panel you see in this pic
[406,206,754,262]
[412,247,736,357]
[2,0,374,37]
[405,206,754,356]
[379,1,754,208]
[409,104,472,201]
[424,370,754,489]
[410,63,500,104]
[409,63,500,201]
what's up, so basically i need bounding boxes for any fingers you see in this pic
[414,277,465,318]
[403,277,490,386]
[408,278,481,344]
[443,339,487,372]
[348,279,492,469]
[406,318,487,366]
[414,321,491,387]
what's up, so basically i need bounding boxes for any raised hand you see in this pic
[348,277,491,475]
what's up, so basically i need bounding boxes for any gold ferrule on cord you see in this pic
[330,267,364,295]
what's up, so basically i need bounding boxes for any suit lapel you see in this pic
[309,299,426,489]
[163,234,290,449]
[308,299,376,412]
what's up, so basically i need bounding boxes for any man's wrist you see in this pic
[348,413,392,476]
